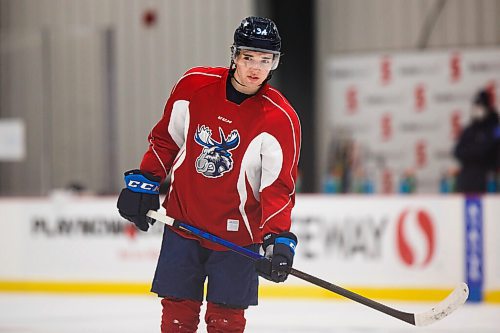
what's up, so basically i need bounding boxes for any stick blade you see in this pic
[414,282,469,326]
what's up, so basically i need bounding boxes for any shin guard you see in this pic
[161,297,202,333]
[205,302,246,333]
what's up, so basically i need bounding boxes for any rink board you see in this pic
[0,194,498,303]
[483,196,500,302]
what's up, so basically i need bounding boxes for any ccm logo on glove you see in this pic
[125,172,160,194]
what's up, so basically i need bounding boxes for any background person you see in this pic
[454,89,500,193]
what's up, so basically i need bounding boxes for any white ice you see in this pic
[0,293,498,332]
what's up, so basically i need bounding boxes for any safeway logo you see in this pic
[415,140,427,168]
[380,56,392,85]
[346,86,358,114]
[380,113,392,141]
[414,84,426,112]
[450,52,462,83]
[396,209,435,267]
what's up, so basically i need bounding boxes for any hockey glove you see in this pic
[255,232,297,283]
[117,169,160,231]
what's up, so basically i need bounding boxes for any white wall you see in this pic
[317,0,500,54]
[2,0,500,194]
[0,0,254,195]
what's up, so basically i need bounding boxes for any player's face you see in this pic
[233,50,274,91]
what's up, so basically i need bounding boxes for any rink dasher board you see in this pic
[0,194,498,303]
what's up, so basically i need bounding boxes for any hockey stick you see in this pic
[146,210,469,326]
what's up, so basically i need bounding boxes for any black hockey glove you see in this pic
[117,169,160,232]
[255,232,297,283]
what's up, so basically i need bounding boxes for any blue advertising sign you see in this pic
[465,197,483,302]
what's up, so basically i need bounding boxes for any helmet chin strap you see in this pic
[229,64,248,88]
[231,70,248,88]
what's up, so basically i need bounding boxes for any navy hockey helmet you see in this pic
[234,16,281,53]
[231,16,281,70]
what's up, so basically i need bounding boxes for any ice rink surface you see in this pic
[0,293,499,332]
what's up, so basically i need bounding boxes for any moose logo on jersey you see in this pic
[194,125,240,178]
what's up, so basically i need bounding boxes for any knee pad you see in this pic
[161,297,202,333]
[205,302,246,333]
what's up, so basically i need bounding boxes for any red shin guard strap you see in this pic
[161,297,202,333]
[205,302,246,333]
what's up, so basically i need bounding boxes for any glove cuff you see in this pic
[276,231,297,243]
[262,231,298,254]
[124,169,160,194]
[275,232,298,254]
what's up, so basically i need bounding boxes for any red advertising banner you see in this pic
[327,48,500,193]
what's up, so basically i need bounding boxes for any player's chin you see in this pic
[246,77,265,87]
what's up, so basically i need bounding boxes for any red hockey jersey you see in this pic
[140,67,301,250]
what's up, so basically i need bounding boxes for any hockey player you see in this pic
[117,16,301,332]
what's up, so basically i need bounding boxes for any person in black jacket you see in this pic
[454,89,500,193]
